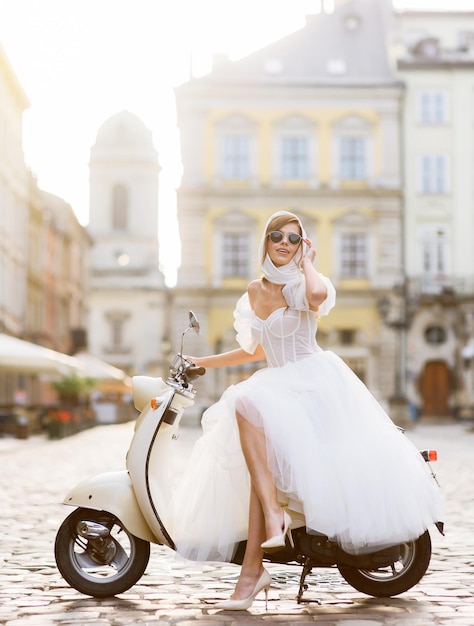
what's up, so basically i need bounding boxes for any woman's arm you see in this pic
[301,238,328,311]
[187,344,266,369]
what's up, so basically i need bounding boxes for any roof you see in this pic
[92,110,158,158]
[180,0,398,89]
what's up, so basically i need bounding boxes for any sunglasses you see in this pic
[267,230,302,246]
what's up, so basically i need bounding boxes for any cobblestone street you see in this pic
[0,419,473,625]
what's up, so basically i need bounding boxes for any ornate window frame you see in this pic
[212,212,257,286]
[272,115,317,186]
[331,115,374,187]
[215,115,257,185]
[333,212,373,281]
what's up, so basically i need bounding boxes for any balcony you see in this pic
[411,276,474,302]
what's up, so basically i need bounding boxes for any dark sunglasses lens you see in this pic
[288,233,302,245]
[269,231,283,243]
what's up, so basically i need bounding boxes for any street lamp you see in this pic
[377,276,419,426]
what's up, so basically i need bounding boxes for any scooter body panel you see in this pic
[126,387,195,548]
[133,376,169,412]
[62,470,157,544]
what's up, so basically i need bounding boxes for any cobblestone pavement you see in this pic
[0,418,473,625]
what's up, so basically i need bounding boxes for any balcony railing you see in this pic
[411,275,474,299]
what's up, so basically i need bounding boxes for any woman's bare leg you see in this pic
[230,484,266,599]
[236,411,284,542]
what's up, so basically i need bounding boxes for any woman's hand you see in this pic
[184,355,201,367]
[300,238,327,310]
[301,237,316,266]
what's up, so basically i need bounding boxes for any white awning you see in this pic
[0,334,85,376]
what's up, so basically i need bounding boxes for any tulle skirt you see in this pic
[169,351,443,562]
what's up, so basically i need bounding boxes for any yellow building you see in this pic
[174,0,403,410]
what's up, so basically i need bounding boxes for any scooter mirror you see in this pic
[188,311,200,336]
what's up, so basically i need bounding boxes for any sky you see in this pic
[0,0,473,283]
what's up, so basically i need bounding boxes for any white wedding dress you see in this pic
[169,276,443,562]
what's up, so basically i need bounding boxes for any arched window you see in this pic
[112,184,128,230]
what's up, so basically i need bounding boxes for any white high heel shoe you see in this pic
[261,510,294,553]
[214,568,272,610]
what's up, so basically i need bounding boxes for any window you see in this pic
[281,136,308,179]
[344,357,366,383]
[105,311,130,353]
[339,329,356,345]
[274,115,316,185]
[222,233,249,278]
[213,211,256,286]
[331,115,373,187]
[341,233,368,277]
[418,91,447,124]
[222,135,250,179]
[340,137,366,180]
[111,317,124,349]
[424,326,447,345]
[419,155,449,194]
[112,184,128,230]
[216,114,256,184]
[413,37,440,59]
[420,227,449,277]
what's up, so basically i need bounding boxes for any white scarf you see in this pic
[258,211,308,285]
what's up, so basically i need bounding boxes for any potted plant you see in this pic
[48,376,97,438]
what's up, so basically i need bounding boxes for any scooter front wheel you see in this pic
[337,530,432,597]
[55,507,150,597]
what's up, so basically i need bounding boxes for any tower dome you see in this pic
[91,110,158,163]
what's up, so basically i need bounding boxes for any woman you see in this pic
[170,211,443,610]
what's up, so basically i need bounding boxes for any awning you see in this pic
[0,334,85,376]
[73,351,132,393]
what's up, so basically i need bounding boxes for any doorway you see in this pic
[421,360,450,416]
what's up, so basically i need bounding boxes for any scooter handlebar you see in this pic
[185,365,206,380]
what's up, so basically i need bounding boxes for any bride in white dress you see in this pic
[170,211,443,610]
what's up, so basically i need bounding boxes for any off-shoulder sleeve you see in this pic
[282,273,336,316]
[317,274,336,316]
[233,292,259,354]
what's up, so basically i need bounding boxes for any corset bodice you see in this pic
[251,307,321,368]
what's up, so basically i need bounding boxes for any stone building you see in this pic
[174,0,404,410]
[395,8,474,417]
[0,42,90,409]
[87,111,169,376]
[0,42,29,339]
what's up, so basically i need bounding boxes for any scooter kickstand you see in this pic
[296,557,320,604]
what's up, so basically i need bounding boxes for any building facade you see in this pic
[24,187,90,354]
[395,9,474,416]
[87,111,169,376]
[174,0,405,410]
[0,43,90,409]
[0,43,29,339]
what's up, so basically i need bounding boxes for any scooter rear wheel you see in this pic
[55,507,150,597]
[337,530,432,597]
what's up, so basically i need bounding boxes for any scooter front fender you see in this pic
[62,470,157,544]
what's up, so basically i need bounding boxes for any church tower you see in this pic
[88,110,168,375]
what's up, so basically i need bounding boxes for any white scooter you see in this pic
[55,312,444,601]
